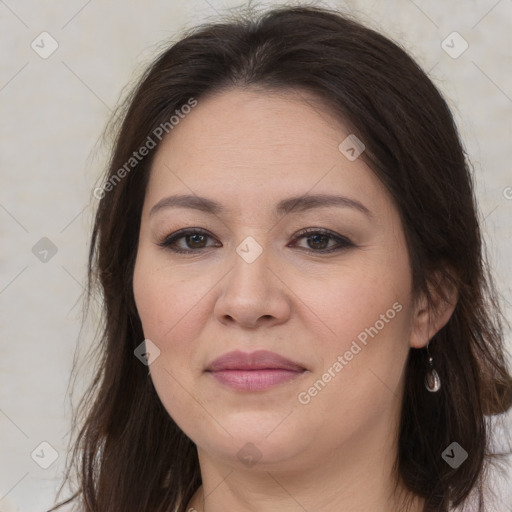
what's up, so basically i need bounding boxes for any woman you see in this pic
[50,4,512,512]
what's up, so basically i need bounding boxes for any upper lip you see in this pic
[206,350,306,372]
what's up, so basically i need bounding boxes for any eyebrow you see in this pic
[149,193,372,219]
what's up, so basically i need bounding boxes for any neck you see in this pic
[188,479,424,512]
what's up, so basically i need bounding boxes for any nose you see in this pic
[213,242,292,329]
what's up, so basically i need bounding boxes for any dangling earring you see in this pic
[424,341,441,392]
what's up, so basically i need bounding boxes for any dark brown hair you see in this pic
[50,4,512,512]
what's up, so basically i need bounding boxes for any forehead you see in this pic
[168,88,340,147]
[144,87,387,218]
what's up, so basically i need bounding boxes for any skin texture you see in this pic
[132,88,456,512]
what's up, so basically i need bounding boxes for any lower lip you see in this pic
[207,369,305,391]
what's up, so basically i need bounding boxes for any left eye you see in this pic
[157,228,354,254]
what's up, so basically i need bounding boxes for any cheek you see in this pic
[132,251,216,403]
[133,254,209,430]
[294,247,413,413]
[295,273,411,442]
[297,263,409,353]
[133,263,163,340]
[133,251,205,342]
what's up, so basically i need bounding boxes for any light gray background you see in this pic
[1,1,511,511]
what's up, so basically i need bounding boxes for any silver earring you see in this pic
[424,342,441,392]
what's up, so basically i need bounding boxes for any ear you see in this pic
[410,269,459,349]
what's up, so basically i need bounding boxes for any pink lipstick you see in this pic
[205,349,306,391]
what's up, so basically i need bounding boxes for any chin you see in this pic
[193,418,317,470]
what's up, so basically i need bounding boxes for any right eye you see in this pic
[156,228,220,254]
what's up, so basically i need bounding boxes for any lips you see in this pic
[205,349,306,372]
[205,350,307,391]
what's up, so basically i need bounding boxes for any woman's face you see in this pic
[133,87,422,472]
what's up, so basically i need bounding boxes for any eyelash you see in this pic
[156,227,354,255]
